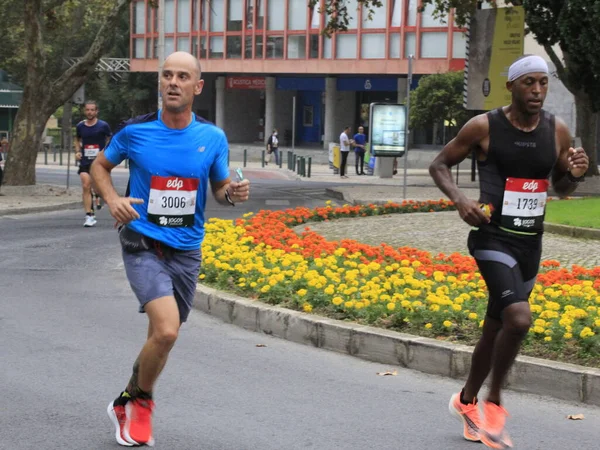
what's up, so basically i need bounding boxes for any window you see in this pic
[227,36,242,58]
[336,34,356,59]
[404,32,415,58]
[310,5,320,28]
[390,0,402,27]
[421,32,447,58]
[452,31,466,58]
[361,34,385,58]
[245,0,264,29]
[146,39,152,58]
[421,3,445,27]
[178,0,191,32]
[407,0,417,26]
[193,0,199,30]
[201,0,208,29]
[267,0,284,30]
[228,0,243,30]
[134,1,145,34]
[210,0,225,31]
[192,36,199,56]
[309,34,319,58]
[134,38,145,58]
[255,35,263,57]
[389,33,400,58]
[200,36,207,57]
[323,36,332,58]
[165,37,175,56]
[245,36,253,58]
[177,37,190,52]
[344,0,359,29]
[266,36,284,58]
[289,0,307,30]
[288,35,306,58]
[303,106,314,126]
[165,0,175,33]
[210,36,224,58]
[362,0,386,29]
[146,2,153,32]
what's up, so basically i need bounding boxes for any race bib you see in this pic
[501,177,548,232]
[147,176,199,227]
[84,145,99,159]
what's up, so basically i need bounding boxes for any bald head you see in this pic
[164,51,202,80]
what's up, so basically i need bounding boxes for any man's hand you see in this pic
[76,152,82,161]
[568,147,589,177]
[228,179,250,203]
[456,199,491,227]
[107,197,144,224]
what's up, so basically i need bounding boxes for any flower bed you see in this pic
[200,201,600,366]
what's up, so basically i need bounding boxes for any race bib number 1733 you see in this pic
[147,176,199,227]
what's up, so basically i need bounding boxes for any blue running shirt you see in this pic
[103,111,230,250]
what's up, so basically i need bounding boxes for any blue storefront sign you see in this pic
[337,75,422,92]
[276,77,325,91]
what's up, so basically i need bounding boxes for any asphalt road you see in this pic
[2,173,600,450]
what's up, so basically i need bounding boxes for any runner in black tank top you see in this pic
[429,55,589,449]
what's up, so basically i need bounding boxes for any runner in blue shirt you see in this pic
[91,51,250,447]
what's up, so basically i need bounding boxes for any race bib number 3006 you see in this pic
[147,176,199,227]
[501,177,548,232]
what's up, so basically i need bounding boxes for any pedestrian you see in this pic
[429,54,588,449]
[353,126,367,175]
[75,100,112,227]
[339,126,352,179]
[91,51,251,447]
[266,128,280,166]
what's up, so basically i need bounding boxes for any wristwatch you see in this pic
[224,189,235,206]
[567,171,585,182]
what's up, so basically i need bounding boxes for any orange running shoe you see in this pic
[480,401,513,449]
[124,398,155,447]
[448,392,482,442]
[107,395,136,447]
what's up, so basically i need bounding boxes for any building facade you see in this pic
[130,0,466,147]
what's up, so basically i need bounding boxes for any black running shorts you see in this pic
[467,226,542,321]
[78,164,91,175]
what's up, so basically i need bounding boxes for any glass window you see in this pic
[209,36,224,58]
[192,36,198,56]
[134,1,145,34]
[404,32,415,58]
[227,36,242,58]
[452,31,466,58]
[310,6,320,28]
[421,3,445,27]
[146,2,153,32]
[345,0,359,29]
[165,0,175,33]
[177,37,190,52]
[289,0,307,30]
[210,0,225,31]
[146,39,152,58]
[361,34,385,58]
[407,0,417,26]
[228,0,243,30]
[165,37,175,56]
[256,0,264,29]
[336,34,356,59]
[390,0,402,27]
[309,34,319,58]
[267,0,284,30]
[134,38,145,58]
[201,0,208,29]
[362,0,386,29]
[323,36,332,58]
[421,32,447,58]
[266,36,284,58]
[255,35,263,57]
[193,0,199,30]
[200,36,207,58]
[288,35,306,58]
[245,36,253,58]
[178,0,191,32]
[390,33,400,58]
[153,39,157,58]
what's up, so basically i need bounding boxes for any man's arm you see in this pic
[551,118,589,196]
[210,178,250,206]
[429,114,491,226]
[74,126,82,160]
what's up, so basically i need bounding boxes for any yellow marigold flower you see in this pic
[452,304,462,312]
[302,303,313,313]
[199,274,206,280]
[534,319,547,327]
[532,326,545,334]
[412,301,423,308]
[564,332,573,339]
[443,320,453,328]
[261,285,271,293]
[355,301,365,310]
[425,323,433,329]
[332,296,343,306]
[430,304,440,312]
[412,261,422,268]
[297,289,307,297]
[530,305,543,313]
[250,282,257,288]
[544,336,552,342]
[479,320,485,328]
[468,313,478,320]
[580,327,595,339]
[344,300,355,309]
[387,303,396,311]
[595,319,600,328]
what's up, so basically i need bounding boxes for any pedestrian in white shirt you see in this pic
[339,126,352,178]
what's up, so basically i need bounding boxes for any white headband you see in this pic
[507,55,549,82]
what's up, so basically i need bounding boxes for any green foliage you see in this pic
[409,71,469,131]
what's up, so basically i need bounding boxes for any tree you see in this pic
[322,0,599,175]
[410,71,470,144]
[0,0,133,186]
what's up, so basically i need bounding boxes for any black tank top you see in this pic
[478,108,557,233]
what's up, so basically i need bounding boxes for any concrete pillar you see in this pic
[324,77,337,150]
[397,77,408,104]
[215,76,226,130]
[264,77,276,144]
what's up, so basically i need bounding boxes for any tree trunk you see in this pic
[574,93,599,176]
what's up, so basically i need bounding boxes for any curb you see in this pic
[544,222,600,240]
[325,188,355,204]
[194,284,600,406]
[0,201,81,217]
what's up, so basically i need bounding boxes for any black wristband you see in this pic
[224,189,235,206]
[567,171,585,182]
